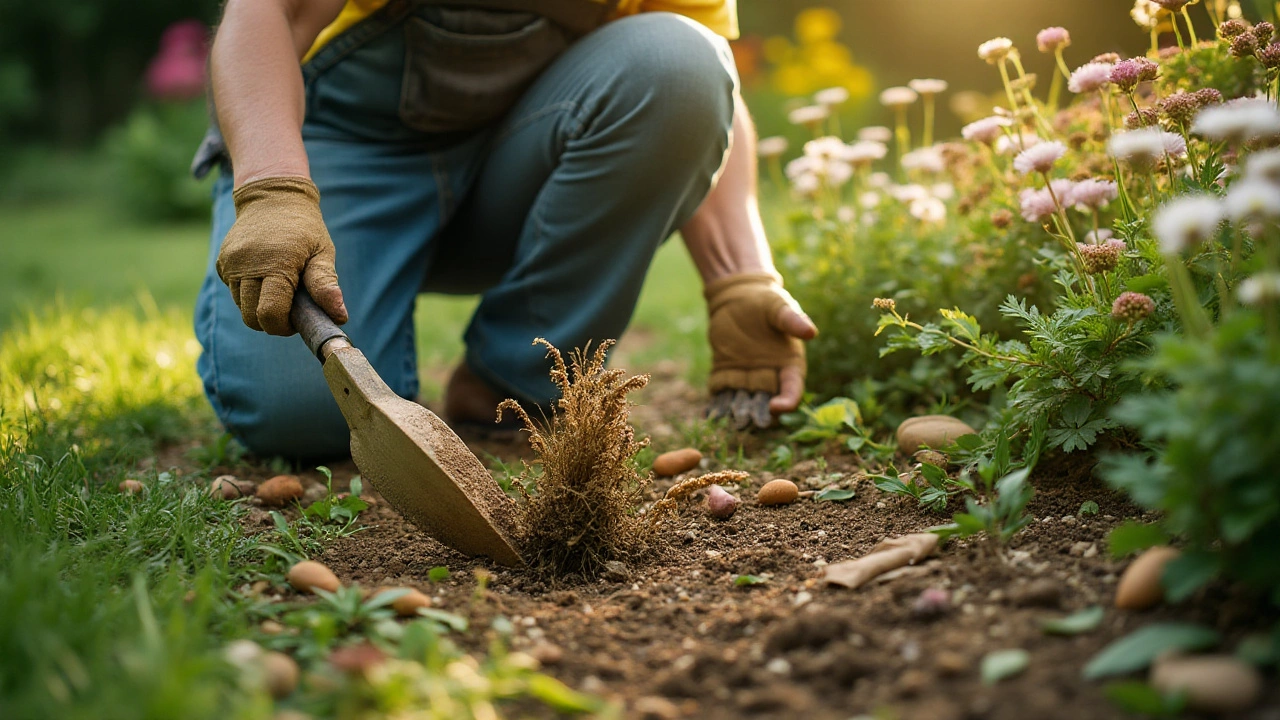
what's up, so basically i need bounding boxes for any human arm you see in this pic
[208,0,350,334]
[681,92,818,421]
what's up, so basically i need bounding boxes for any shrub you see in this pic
[103,100,213,222]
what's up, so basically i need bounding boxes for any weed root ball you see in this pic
[1115,546,1180,609]
[287,560,341,594]
[380,587,431,616]
[653,448,703,477]
[118,479,144,495]
[706,485,740,518]
[262,651,299,699]
[757,479,799,506]
[258,475,304,506]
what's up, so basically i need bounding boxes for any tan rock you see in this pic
[287,560,341,594]
[384,587,431,617]
[1150,655,1262,713]
[530,642,564,666]
[262,651,299,699]
[118,479,144,495]
[635,696,680,720]
[1115,546,1180,610]
[258,475,304,506]
[757,479,799,506]
[896,415,976,452]
[209,475,253,499]
[653,448,703,477]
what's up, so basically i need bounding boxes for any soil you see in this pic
[185,356,1280,720]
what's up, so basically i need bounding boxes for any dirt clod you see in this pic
[258,475,304,506]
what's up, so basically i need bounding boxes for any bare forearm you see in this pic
[212,0,343,187]
[681,93,776,285]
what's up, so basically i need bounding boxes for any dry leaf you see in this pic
[822,533,940,589]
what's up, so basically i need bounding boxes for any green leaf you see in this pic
[1161,551,1219,603]
[428,566,450,583]
[981,649,1030,684]
[1083,624,1220,680]
[350,475,363,497]
[1102,681,1185,717]
[1106,521,1170,558]
[1125,273,1169,294]
[1041,606,1105,636]
[526,674,604,713]
[365,588,411,610]
[814,487,855,502]
[733,574,768,587]
[788,427,834,444]
[1077,500,1099,517]
[416,607,468,632]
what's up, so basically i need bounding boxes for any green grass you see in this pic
[0,157,701,718]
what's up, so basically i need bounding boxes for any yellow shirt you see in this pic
[304,0,738,63]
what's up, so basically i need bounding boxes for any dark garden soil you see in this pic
[189,356,1280,720]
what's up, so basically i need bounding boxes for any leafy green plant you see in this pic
[872,461,961,512]
[779,396,892,458]
[103,101,214,222]
[302,466,369,529]
[1083,623,1220,680]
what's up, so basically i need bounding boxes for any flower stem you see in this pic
[1180,7,1200,46]
[894,106,911,161]
[997,60,1021,114]
[923,95,935,148]
[1164,254,1212,338]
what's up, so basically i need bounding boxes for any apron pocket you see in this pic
[400,7,570,134]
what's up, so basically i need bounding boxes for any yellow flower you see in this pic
[795,8,842,45]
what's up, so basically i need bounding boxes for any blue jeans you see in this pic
[194,10,736,459]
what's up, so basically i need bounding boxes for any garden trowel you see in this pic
[290,290,523,567]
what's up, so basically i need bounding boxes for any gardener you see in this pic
[194,0,818,459]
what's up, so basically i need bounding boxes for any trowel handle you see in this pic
[291,289,350,362]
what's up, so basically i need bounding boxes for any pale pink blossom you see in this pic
[1069,179,1119,211]
[1036,27,1071,54]
[1013,141,1067,174]
[1068,62,1114,93]
[961,116,1014,144]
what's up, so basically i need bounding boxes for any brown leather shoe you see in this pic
[444,363,524,432]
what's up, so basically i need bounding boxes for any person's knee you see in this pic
[602,13,736,144]
[203,367,349,461]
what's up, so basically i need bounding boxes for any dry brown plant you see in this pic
[499,339,745,578]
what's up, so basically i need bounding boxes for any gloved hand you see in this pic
[216,176,347,336]
[704,273,817,429]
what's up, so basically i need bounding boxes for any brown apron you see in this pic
[400,0,622,133]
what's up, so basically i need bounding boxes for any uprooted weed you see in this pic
[499,339,746,579]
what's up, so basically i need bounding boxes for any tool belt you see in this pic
[401,0,620,133]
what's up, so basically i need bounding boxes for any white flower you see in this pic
[785,155,823,179]
[1152,194,1224,254]
[791,173,820,196]
[859,191,882,209]
[868,172,892,189]
[1068,62,1114,93]
[891,184,930,202]
[1239,272,1280,305]
[1224,179,1280,221]
[1131,0,1166,30]
[788,105,830,127]
[879,86,919,107]
[825,160,854,187]
[1245,148,1280,182]
[908,78,949,95]
[910,196,947,224]
[1192,98,1280,143]
[901,146,946,174]
[961,116,1014,144]
[1013,140,1067,174]
[836,205,856,224]
[978,37,1015,63]
[1070,178,1119,211]
[996,132,1042,155]
[858,126,893,143]
[804,136,848,160]
[1109,128,1183,166]
[757,136,789,159]
[815,86,850,107]
[843,141,888,164]
[931,183,956,200]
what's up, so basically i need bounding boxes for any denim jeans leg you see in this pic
[435,13,738,407]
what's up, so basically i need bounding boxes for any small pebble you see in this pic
[935,651,968,677]
[1011,579,1062,608]
[634,696,681,720]
[258,475,304,506]
[765,657,791,675]
[757,479,799,506]
[118,479,144,495]
[1151,654,1262,713]
[1115,546,1180,610]
[911,588,951,618]
[530,642,564,666]
[897,668,930,697]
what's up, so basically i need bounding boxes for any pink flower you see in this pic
[1020,188,1057,222]
[1037,27,1071,53]
[145,20,209,101]
[1069,179,1119,211]
[1112,292,1155,322]
[1068,62,1114,93]
[1013,141,1067,174]
[961,116,1014,145]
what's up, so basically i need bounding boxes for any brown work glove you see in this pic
[216,176,347,336]
[705,273,816,429]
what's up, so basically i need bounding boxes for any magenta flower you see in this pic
[145,20,209,101]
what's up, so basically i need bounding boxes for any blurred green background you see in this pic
[0,0,1164,395]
